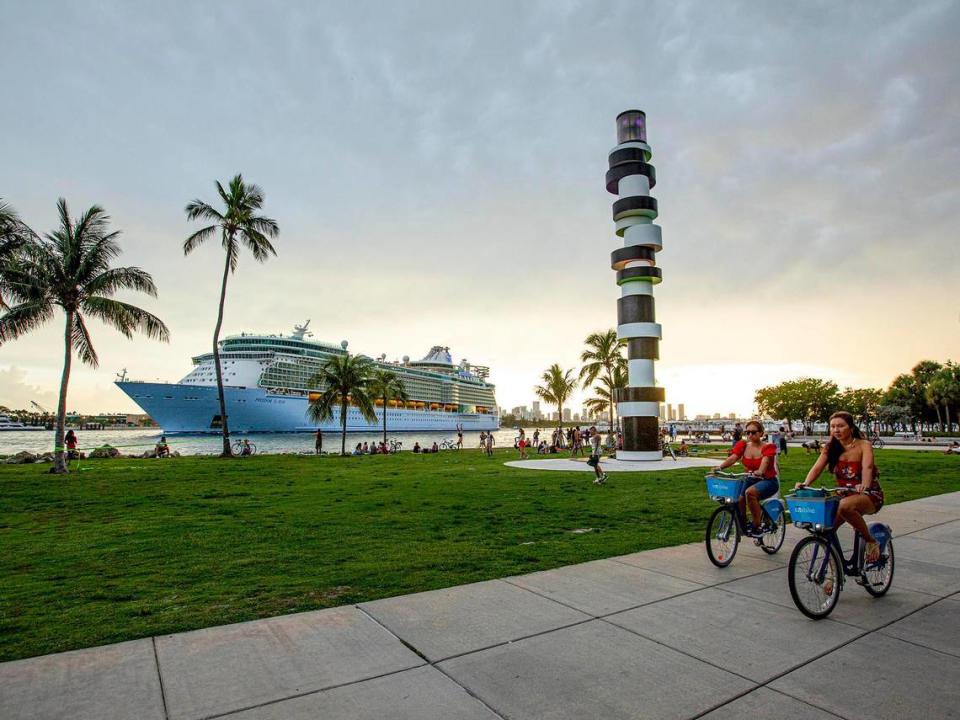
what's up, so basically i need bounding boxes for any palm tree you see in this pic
[0,199,169,473]
[579,329,626,433]
[534,364,578,433]
[584,364,627,431]
[307,354,378,455]
[367,368,410,446]
[184,174,279,456]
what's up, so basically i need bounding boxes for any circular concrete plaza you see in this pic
[504,456,718,472]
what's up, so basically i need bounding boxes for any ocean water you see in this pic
[0,427,560,456]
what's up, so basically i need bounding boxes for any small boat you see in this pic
[0,415,45,431]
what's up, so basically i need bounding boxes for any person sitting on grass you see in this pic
[713,419,779,536]
[155,436,170,458]
[413,442,421,453]
[795,411,884,566]
[945,441,959,455]
[431,442,439,453]
[353,443,363,456]
[537,440,547,455]
[241,438,252,456]
[677,439,689,457]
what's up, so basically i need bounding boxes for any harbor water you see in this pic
[0,427,566,456]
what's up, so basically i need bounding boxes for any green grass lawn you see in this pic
[1,446,958,661]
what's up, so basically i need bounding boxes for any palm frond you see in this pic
[0,300,55,343]
[71,312,99,367]
[183,224,219,255]
[185,200,225,224]
[85,266,159,298]
[82,297,170,342]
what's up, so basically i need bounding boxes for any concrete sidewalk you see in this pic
[2,495,959,720]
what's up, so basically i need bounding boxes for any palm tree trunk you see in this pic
[382,395,388,446]
[52,311,74,474]
[213,249,232,456]
[607,369,615,436]
[341,399,348,456]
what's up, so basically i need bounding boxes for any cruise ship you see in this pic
[115,322,499,434]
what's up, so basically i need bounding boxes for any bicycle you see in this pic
[704,471,787,567]
[388,439,403,453]
[439,439,458,450]
[231,439,257,456]
[784,487,894,619]
[870,434,885,449]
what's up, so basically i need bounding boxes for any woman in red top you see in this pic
[796,411,883,561]
[714,419,779,535]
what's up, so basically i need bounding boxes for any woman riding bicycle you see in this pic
[795,411,884,562]
[713,420,779,535]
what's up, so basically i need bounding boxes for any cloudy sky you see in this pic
[1,0,958,418]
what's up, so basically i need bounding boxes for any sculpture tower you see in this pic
[606,109,664,460]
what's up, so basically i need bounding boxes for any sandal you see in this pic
[865,541,880,563]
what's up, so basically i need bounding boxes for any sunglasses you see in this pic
[745,430,761,435]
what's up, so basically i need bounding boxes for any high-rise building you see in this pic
[678,403,685,421]
[666,403,673,421]
[658,404,665,421]
[573,412,580,422]
[713,413,721,419]
[532,401,541,420]
[562,408,572,422]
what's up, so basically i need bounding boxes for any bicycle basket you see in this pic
[706,476,746,502]
[794,486,827,498]
[785,493,840,528]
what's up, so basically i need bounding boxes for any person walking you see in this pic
[588,425,608,485]
[485,431,494,457]
[518,428,528,459]
[779,426,788,455]
[314,428,323,455]
[456,423,463,449]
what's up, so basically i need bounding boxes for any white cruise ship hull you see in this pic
[117,382,499,434]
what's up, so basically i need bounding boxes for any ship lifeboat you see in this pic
[429,403,440,410]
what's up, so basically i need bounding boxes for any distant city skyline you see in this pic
[1,2,958,418]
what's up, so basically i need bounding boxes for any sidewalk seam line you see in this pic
[355,606,509,720]
[197,664,426,720]
[151,636,170,720]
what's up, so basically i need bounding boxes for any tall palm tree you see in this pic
[367,368,410,446]
[307,354,378,456]
[534,364,578,433]
[579,329,626,433]
[184,174,279,457]
[0,199,169,473]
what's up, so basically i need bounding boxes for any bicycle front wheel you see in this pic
[862,538,895,597]
[872,438,884,449]
[705,506,740,567]
[789,536,841,619]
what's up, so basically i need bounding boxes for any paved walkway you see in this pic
[3,494,959,720]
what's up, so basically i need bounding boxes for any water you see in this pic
[0,427,562,456]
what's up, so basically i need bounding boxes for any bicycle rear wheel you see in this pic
[705,506,740,567]
[871,437,884,449]
[760,517,786,555]
[789,536,841,619]
[862,538,894,597]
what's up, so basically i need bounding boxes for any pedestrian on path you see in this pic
[314,428,323,455]
[485,431,495,457]
[588,425,608,485]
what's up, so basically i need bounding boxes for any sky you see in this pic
[1,0,958,419]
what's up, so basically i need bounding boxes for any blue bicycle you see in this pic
[785,487,894,619]
[704,471,787,567]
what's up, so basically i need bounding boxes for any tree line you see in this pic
[754,360,960,434]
